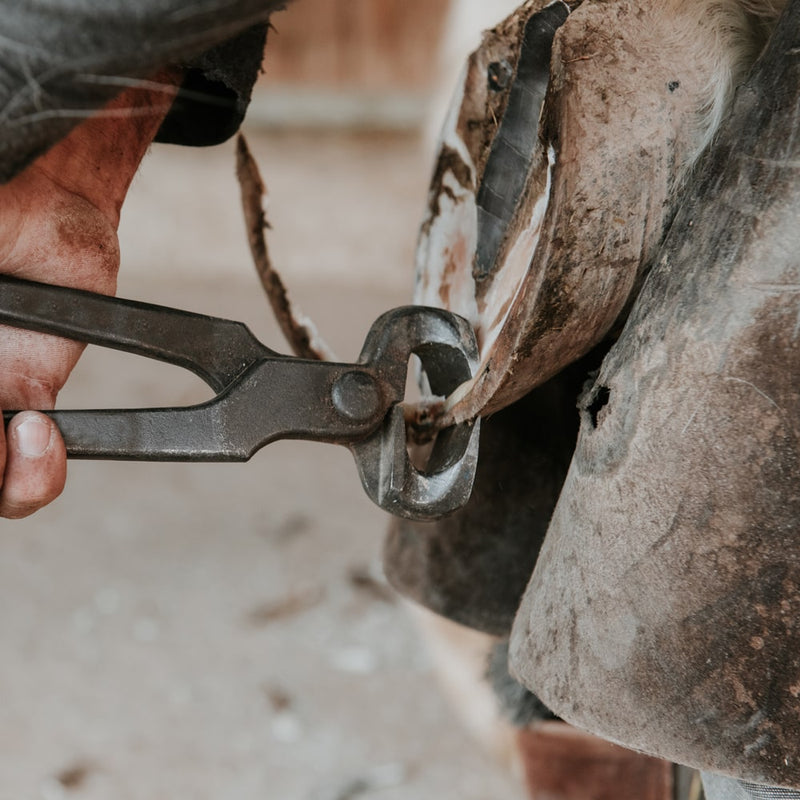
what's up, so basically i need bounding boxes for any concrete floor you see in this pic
[1,130,526,800]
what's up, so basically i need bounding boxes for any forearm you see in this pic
[0,68,188,518]
[0,0,287,181]
[25,67,184,228]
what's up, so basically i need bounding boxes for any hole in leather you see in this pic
[587,385,611,429]
[487,60,513,91]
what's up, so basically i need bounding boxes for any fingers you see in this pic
[0,411,67,519]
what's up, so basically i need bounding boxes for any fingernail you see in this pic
[14,415,52,458]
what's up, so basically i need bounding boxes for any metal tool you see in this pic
[0,275,480,520]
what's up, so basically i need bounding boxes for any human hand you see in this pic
[0,74,179,518]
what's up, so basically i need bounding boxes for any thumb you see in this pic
[0,411,67,519]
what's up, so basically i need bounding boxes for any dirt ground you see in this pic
[1,130,527,800]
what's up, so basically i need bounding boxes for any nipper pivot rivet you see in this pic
[332,371,382,423]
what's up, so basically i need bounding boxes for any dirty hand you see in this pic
[0,76,178,518]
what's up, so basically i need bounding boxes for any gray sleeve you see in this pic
[0,0,287,182]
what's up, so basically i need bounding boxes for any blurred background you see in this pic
[253,0,450,131]
[0,1,529,799]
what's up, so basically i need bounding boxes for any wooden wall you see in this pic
[262,0,451,90]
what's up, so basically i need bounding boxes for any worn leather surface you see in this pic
[510,0,800,786]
